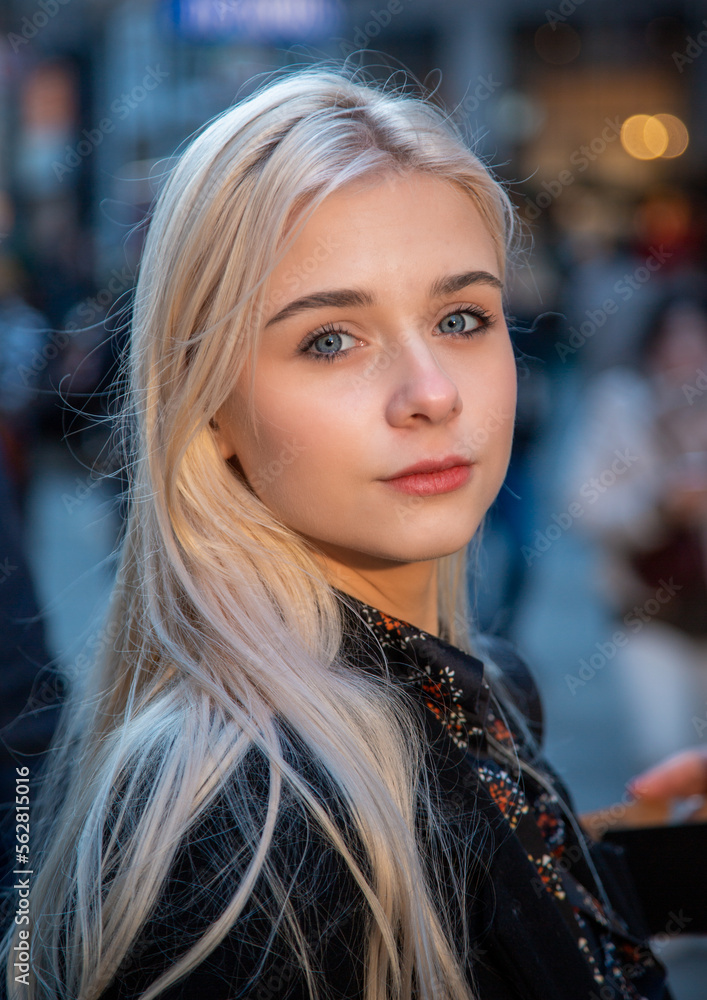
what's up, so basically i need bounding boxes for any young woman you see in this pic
[2,66,672,1000]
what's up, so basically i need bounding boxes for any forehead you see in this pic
[271,172,501,292]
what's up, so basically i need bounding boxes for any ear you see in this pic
[210,414,237,461]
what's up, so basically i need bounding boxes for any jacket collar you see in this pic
[337,592,491,749]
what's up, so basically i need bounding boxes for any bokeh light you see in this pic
[653,113,689,158]
[621,114,668,159]
[620,114,688,161]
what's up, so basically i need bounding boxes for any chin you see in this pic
[391,544,472,563]
[366,528,480,564]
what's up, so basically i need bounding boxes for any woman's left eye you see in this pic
[437,309,490,336]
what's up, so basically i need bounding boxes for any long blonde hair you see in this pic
[4,64,518,1000]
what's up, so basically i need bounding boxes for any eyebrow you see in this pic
[264,270,503,328]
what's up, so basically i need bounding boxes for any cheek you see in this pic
[498,365,518,447]
[460,344,517,454]
[493,359,518,467]
[237,386,349,511]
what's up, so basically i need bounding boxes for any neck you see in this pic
[314,544,439,635]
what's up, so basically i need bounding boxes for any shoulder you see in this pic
[100,739,368,1000]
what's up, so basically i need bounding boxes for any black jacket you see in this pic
[95,597,671,1000]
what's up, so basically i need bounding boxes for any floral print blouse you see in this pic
[340,595,667,1000]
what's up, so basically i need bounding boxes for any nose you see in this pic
[384,336,462,428]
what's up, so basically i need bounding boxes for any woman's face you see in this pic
[215,172,517,567]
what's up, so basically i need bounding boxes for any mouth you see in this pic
[381,456,473,497]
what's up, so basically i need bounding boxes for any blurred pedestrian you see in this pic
[566,287,707,765]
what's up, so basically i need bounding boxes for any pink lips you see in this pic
[381,456,473,497]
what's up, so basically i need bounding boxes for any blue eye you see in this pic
[438,310,487,335]
[314,331,344,353]
[302,325,358,361]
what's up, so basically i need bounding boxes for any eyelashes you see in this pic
[298,304,497,363]
[435,305,495,336]
[299,323,359,362]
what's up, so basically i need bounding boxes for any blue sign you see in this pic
[169,0,342,43]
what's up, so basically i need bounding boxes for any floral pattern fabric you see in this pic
[341,597,662,1000]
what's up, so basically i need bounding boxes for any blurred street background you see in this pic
[0,0,706,993]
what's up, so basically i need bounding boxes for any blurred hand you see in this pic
[629,747,707,799]
[662,485,707,525]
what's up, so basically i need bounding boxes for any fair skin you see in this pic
[215,172,517,634]
[630,747,707,799]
